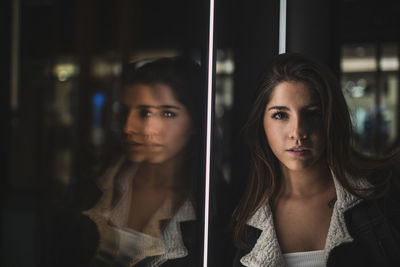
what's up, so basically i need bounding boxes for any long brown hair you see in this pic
[233,53,400,246]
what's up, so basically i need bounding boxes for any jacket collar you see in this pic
[148,200,196,266]
[240,173,367,267]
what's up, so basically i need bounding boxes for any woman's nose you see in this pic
[123,111,163,139]
[123,111,140,137]
[289,115,308,140]
[142,116,162,138]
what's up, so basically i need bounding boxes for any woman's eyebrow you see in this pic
[304,103,321,109]
[267,103,320,111]
[136,105,181,110]
[267,106,289,111]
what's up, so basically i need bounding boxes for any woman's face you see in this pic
[263,81,325,172]
[122,83,193,164]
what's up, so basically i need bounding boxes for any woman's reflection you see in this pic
[84,57,203,266]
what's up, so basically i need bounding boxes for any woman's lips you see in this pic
[125,141,163,151]
[286,147,310,157]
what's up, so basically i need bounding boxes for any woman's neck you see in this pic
[133,157,185,190]
[279,159,334,199]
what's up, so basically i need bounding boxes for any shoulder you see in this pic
[342,171,400,266]
[344,163,400,233]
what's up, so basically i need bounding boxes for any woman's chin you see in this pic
[281,159,317,172]
[126,153,147,163]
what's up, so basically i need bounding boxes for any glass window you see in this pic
[5,1,209,266]
[341,43,399,155]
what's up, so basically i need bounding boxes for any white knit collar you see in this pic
[240,173,366,267]
[148,200,196,266]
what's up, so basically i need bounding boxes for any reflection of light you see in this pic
[344,79,366,98]
[113,64,122,75]
[53,63,78,82]
[216,49,235,74]
[342,57,399,72]
[93,92,105,107]
[216,59,234,74]
[380,57,399,71]
[354,108,368,133]
[92,92,106,146]
[58,70,68,81]
[92,59,122,77]
[204,0,215,265]
[341,57,377,72]
[352,86,365,98]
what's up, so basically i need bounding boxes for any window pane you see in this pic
[5,1,208,266]
[341,43,399,154]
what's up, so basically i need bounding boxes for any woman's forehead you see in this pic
[267,81,320,107]
[122,83,183,107]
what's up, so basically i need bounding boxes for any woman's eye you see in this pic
[306,110,322,120]
[271,112,287,120]
[163,111,176,118]
[139,109,151,118]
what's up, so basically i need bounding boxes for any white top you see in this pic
[283,250,325,267]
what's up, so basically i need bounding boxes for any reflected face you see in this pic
[122,83,193,164]
[263,81,325,172]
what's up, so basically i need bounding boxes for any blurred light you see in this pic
[352,86,365,98]
[113,64,122,75]
[58,70,68,82]
[53,63,78,82]
[341,57,377,72]
[342,57,399,72]
[93,92,105,107]
[216,49,234,74]
[380,57,399,71]
[92,59,121,78]
[91,57,122,78]
[344,80,366,98]
[92,92,106,146]
[354,108,368,133]
[216,59,234,74]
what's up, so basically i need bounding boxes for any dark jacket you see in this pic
[233,174,400,267]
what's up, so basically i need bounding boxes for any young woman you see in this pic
[233,53,400,267]
[45,57,205,267]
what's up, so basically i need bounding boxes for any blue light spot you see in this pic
[93,92,105,107]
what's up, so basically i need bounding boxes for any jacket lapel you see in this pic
[240,205,285,267]
[323,175,365,261]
